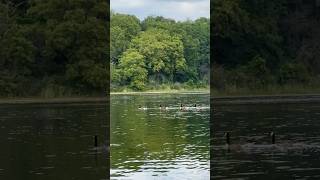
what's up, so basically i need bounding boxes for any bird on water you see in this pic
[138,105,147,110]
[180,103,185,110]
[270,131,275,144]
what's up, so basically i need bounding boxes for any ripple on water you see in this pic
[213,103,320,179]
[111,94,210,179]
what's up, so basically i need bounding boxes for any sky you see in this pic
[110,0,210,21]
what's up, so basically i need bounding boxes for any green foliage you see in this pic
[111,13,141,64]
[245,56,269,88]
[111,14,209,91]
[212,0,284,67]
[111,26,126,63]
[118,49,147,90]
[0,0,109,97]
[141,16,174,30]
[279,63,310,84]
[130,29,186,81]
[211,0,320,94]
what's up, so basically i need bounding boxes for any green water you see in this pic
[110,94,210,179]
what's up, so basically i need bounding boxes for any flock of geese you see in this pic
[138,103,210,111]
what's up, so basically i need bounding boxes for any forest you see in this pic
[2,0,320,96]
[111,12,210,91]
[0,0,109,97]
[212,0,320,94]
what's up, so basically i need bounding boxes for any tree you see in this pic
[212,0,284,68]
[0,2,35,96]
[111,12,141,63]
[110,13,210,91]
[118,49,147,90]
[111,26,126,63]
[26,0,109,93]
[141,16,175,31]
[130,28,186,83]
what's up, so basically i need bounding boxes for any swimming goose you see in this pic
[223,132,278,153]
[138,105,147,110]
[223,132,248,152]
[225,132,230,145]
[180,104,185,110]
[224,132,238,152]
[270,131,275,144]
[160,104,168,110]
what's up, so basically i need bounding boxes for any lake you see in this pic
[212,102,320,179]
[4,95,316,179]
[110,93,210,180]
[0,102,109,180]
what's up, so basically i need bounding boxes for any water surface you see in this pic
[212,103,320,179]
[111,94,210,179]
[0,103,108,180]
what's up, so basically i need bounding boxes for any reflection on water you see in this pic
[0,103,108,180]
[212,103,320,179]
[111,94,210,179]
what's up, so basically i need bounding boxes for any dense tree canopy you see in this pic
[3,0,317,95]
[212,0,320,92]
[110,12,140,64]
[111,12,210,91]
[0,0,109,97]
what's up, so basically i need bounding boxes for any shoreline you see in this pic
[0,93,320,105]
[0,97,108,105]
[212,94,320,105]
[110,90,209,95]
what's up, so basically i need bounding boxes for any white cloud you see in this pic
[111,0,146,9]
[110,0,210,21]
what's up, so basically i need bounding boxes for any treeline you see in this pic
[0,0,109,97]
[212,0,320,93]
[111,12,210,91]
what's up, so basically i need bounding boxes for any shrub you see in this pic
[279,63,310,84]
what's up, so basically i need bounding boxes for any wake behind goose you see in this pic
[138,103,210,111]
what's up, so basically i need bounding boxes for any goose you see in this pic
[223,132,253,152]
[223,132,278,153]
[270,131,275,144]
[224,132,231,145]
[195,104,201,110]
[180,104,185,110]
[138,105,147,110]
[160,104,168,110]
[224,132,241,152]
[190,104,198,110]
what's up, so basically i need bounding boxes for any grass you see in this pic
[110,82,320,96]
[111,87,209,95]
[111,83,209,94]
